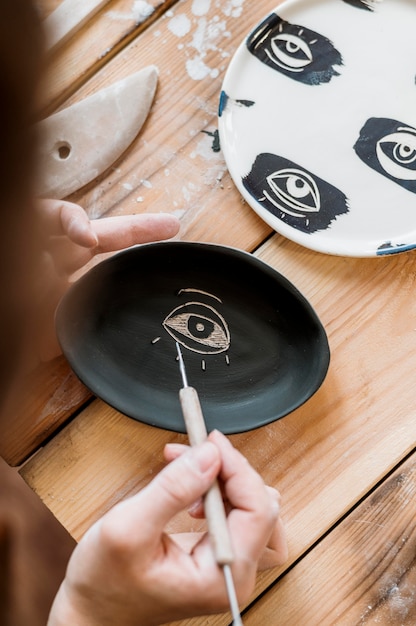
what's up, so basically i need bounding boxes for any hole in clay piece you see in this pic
[55,142,71,160]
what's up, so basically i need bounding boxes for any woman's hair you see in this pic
[0,0,44,400]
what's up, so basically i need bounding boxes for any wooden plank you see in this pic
[36,0,286,116]
[20,237,416,625]
[37,0,62,19]
[44,0,111,52]
[0,357,91,466]
[244,451,416,625]
[37,0,180,115]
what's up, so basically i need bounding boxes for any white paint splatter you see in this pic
[182,185,192,202]
[222,0,244,18]
[166,0,246,80]
[186,57,214,80]
[168,14,191,37]
[173,208,186,219]
[190,134,218,161]
[132,0,155,21]
[181,181,200,203]
[192,0,211,16]
[140,179,153,188]
[107,0,154,23]
[184,16,228,79]
[123,183,133,190]
[99,46,112,59]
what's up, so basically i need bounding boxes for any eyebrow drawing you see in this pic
[246,12,343,85]
[354,117,416,194]
[177,288,222,303]
[242,153,349,233]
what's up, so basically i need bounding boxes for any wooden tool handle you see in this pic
[179,386,234,565]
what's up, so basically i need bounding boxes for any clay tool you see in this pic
[175,342,243,626]
[35,66,158,203]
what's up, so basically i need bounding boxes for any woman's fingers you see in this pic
[91,213,180,251]
[206,430,281,565]
[36,199,98,247]
[165,434,287,568]
[47,213,181,276]
[98,442,221,548]
[257,516,288,569]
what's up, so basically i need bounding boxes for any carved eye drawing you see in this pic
[268,33,313,73]
[246,13,343,85]
[354,118,416,193]
[162,301,230,355]
[264,168,320,217]
[376,128,416,181]
[152,289,232,371]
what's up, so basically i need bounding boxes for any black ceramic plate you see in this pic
[56,242,330,433]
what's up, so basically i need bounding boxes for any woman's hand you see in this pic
[30,199,180,363]
[48,430,288,626]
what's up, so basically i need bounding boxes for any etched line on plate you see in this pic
[152,288,232,370]
[177,288,223,303]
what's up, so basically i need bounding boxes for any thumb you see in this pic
[123,442,221,540]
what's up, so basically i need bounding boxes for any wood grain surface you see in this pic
[38,0,180,114]
[243,451,416,625]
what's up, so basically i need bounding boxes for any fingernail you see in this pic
[194,442,219,474]
[210,429,232,448]
[188,498,203,515]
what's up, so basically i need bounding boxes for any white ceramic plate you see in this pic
[219,0,416,256]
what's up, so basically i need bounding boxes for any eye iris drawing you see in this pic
[269,34,313,72]
[154,289,232,369]
[266,34,312,72]
[152,290,231,370]
[354,118,416,192]
[265,169,320,217]
[163,306,230,354]
[395,143,416,164]
[377,131,416,178]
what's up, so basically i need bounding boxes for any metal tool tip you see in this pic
[175,342,188,388]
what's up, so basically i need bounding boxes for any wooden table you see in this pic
[3,0,416,623]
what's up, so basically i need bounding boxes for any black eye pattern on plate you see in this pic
[354,118,416,194]
[246,12,343,85]
[242,153,349,233]
[341,0,379,11]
